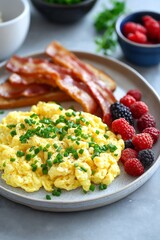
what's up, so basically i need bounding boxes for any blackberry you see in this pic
[110,102,134,125]
[124,139,134,149]
[138,149,154,168]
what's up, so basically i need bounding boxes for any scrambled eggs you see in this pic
[0,102,124,193]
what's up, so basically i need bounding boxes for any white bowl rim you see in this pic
[0,0,30,27]
[116,11,160,48]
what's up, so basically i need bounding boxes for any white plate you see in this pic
[0,52,160,212]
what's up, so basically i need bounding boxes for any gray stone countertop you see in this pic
[0,0,160,239]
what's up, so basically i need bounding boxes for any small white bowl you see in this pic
[0,0,30,61]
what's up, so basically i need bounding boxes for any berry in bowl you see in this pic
[116,11,160,66]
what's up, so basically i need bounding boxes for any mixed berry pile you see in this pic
[110,89,160,177]
[122,15,160,44]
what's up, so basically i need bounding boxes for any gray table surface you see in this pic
[0,0,160,239]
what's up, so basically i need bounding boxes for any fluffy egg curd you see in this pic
[0,102,124,194]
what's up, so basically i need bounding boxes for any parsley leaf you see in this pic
[94,0,126,55]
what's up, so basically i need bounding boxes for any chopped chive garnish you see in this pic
[30,113,38,118]
[43,168,48,175]
[80,166,87,172]
[29,146,35,152]
[46,194,51,200]
[20,123,25,129]
[7,124,16,129]
[76,119,80,124]
[46,143,50,148]
[34,147,40,155]
[70,136,76,141]
[53,143,58,149]
[10,158,16,162]
[19,129,35,143]
[95,130,100,134]
[59,106,63,111]
[81,134,89,139]
[25,154,32,161]
[57,146,62,152]
[10,130,17,137]
[24,118,35,126]
[72,111,76,116]
[52,188,61,197]
[47,152,52,159]
[39,117,53,125]
[73,152,79,159]
[89,142,95,147]
[104,134,109,139]
[41,164,48,174]
[64,152,69,157]
[79,149,84,154]
[31,163,37,172]
[92,152,100,160]
[53,153,63,164]
[3,162,6,167]
[76,141,80,145]
[99,184,107,190]
[65,112,72,117]
[43,147,48,152]
[90,184,95,191]
[16,151,25,157]
[108,143,117,152]
[92,170,96,175]
[46,159,53,167]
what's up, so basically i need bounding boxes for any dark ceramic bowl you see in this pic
[31,0,97,24]
[116,11,160,67]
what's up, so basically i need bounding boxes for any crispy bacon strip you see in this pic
[46,42,116,99]
[46,42,116,124]
[6,56,98,113]
[0,81,55,99]
[8,73,57,88]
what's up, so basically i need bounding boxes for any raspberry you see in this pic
[143,127,160,144]
[137,113,156,131]
[123,22,147,36]
[130,101,148,119]
[143,16,160,41]
[132,133,153,151]
[120,95,136,108]
[124,139,134,149]
[123,22,137,36]
[142,15,155,24]
[138,149,154,168]
[120,148,138,164]
[112,118,135,140]
[127,89,142,101]
[110,102,134,125]
[136,24,147,34]
[124,158,144,176]
[128,31,147,44]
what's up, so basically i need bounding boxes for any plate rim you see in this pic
[0,51,160,208]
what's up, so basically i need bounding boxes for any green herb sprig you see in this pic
[94,0,126,55]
